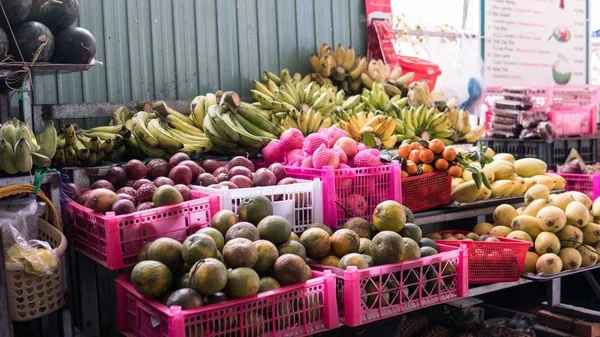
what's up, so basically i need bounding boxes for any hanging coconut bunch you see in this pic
[309,43,366,94]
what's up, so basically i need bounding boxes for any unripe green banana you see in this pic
[14,137,32,173]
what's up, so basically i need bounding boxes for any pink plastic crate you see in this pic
[311,244,468,327]
[115,271,338,337]
[432,230,532,283]
[64,191,221,270]
[483,85,600,137]
[558,173,600,200]
[284,163,402,228]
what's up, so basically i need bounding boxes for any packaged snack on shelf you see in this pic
[494,99,534,110]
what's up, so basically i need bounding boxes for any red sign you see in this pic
[365,0,392,25]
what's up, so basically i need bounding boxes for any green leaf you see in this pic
[418,139,430,148]
[481,171,492,190]
[363,132,377,148]
[481,153,494,163]
[473,170,483,189]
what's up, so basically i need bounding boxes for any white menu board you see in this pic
[483,0,587,86]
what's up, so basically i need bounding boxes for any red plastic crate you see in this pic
[559,173,600,200]
[397,55,442,91]
[482,85,600,137]
[284,163,402,228]
[115,271,338,337]
[401,171,451,212]
[64,191,221,270]
[311,244,468,327]
[432,230,532,283]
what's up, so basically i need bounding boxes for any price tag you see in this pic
[151,316,160,328]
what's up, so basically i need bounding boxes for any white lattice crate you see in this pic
[191,178,323,233]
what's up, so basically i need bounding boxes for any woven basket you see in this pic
[2,185,67,321]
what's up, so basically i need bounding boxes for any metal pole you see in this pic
[0,229,14,337]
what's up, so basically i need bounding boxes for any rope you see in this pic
[0,1,53,92]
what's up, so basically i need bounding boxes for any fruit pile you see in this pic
[262,127,383,169]
[451,155,564,203]
[68,153,202,215]
[202,92,281,157]
[301,201,442,271]
[251,75,339,134]
[396,139,460,178]
[130,196,312,313]
[194,156,292,190]
[0,119,56,174]
[472,189,599,275]
[309,44,367,93]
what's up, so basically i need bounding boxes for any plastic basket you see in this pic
[191,178,323,234]
[482,85,600,137]
[558,173,600,201]
[6,219,67,321]
[284,163,402,229]
[481,137,598,171]
[432,230,532,283]
[310,244,468,327]
[2,184,66,322]
[401,171,451,212]
[115,271,338,337]
[63,191,221,270]
[396,56,441,91]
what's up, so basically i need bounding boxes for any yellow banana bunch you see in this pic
[310,43,366,93]
[361,58,415,92]
[338,112,397,149]
[450,108,485,143]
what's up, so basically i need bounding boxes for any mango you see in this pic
[531,175,555,190]
[524,185,550,206]
[477,186,491,200]
[494,204,519,227]
[511,215,542,239]
[473,222,494,235]
[487,160,515,180]
[489,225,512,237]
[565,201,590,228]
[537,206,567,233]
[570,191,593,210]
[514,158,547,177]
[490,180,515,198]
[549,193,575,211]
[524,199,551,217]
[450,180,480,203]
[494,153,515,164]
[545,173,566,190]
[510,176,527,195]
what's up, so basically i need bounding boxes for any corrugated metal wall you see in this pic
[33,0,367,106]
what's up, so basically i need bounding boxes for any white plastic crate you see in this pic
[191,178,323,233]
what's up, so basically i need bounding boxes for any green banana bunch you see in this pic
[395,105,455,146]
[252,79,339,134]
[0,118,55,174]
[258,68,312,87]
[203,92,279,156]
[360,82,409,118]
[407,81,434,108]
[310,43,366,93]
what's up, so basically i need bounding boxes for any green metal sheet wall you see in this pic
[33,0,367,106]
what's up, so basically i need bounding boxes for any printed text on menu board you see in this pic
[484,0,587,86]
